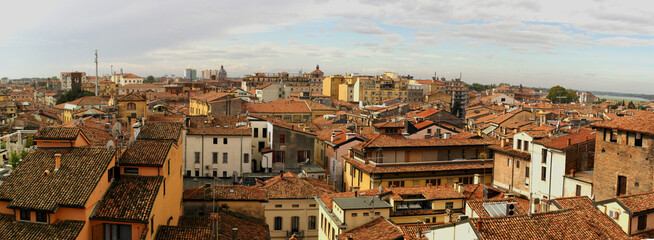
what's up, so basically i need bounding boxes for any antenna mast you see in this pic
[95,50,99,96]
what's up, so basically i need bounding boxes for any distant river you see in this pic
[596,95,651,102]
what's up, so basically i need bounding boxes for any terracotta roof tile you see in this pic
[364,134,494,149]
[534,128,596,150]
[137,122,182,141]
[470,209,601,240]
[34,127,81,140]
[117,92,146,101]
[257,172,335,199]
[119,140,173,166]
[337,217,404,240]
[552,196,630,239]
[0,148,115,211]
[415,108,442,118]
[187,115,250,136]
[387,185,465,202]
[91,176,163,223]
[0,213,85,240]
[615,191,654,215]
[398,223,441,240]
[592,112,654,135]
[164,212,269,240]
[183,185,267,201]
[154,226,211,240]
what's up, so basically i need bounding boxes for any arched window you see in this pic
[127,102,136,110]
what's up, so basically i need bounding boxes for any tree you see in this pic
[470,83,489,92]
[1,141,5,149]
[145,75,156,83]
[628,101,636,109]
[10,150,28,169]
[56,89,95,104]
[546,86,579,103]
[25,136,33,148]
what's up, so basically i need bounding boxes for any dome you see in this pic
[219,65,227,75]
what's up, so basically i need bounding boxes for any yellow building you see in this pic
[257,172,335,240]
[116,92,147,121]
[0,94,11,101]
[383,186,465,224]
[323,75,357,100]
[358,76,408,105]
[316,193,392,240]
[98,80,119,96]
[343,134,493,192]
[595,191,654,237]
[189,92,241,116]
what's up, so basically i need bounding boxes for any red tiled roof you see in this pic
[592,112,654,136]
[470,209,601,240]
[91,176,163,223]
[0,213,85,240]
[34,127,82,140]
[257,172,335,199]
[398,222,441,240]
[186,115,250,136]
[373,121,404,128]
[255,82,274,89]
[117,92,146,101]
[534,128,596,150]
[413,120,434,130]
[552,196,630,239]
[415,108,442,118]
[247,102,310,113]
[0,148,115,212]
[137,122,182,141]
[337,217,404,240]
[363,134,493,149]
[154,226,211,240]
[183,185,267,201]
[192,92,231,102]
[119,140,173,167]
[615,191,654,215]
[466,198,528,218]
[166,213,269,240]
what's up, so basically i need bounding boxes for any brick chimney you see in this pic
[54,153,61,171]
[570,169,576,178]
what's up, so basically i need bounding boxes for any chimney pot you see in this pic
[54,153,62,170]
[570,169,576,178]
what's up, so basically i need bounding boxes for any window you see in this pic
[262,128,267,138]
[212,152,218,164]
[20,210,30,221]
[309,204,316,207]
[213,138,218,144]
[104,224,131,240]
[273,151,285,163]
[363,212,369,216]
[254,128,259,138]
[375,212,380,216]
[127,102,136,110]
[541,166,547,181]
[244,153,249,163]
[351,213,358,217]
[297,150,310,163]
[223,153,228,163]
[124,168,139,174]
[617,175,627,196]
[523,141,529,151]
[222,171,227,177]
[163,181,166,195]
[541,149,547,163]
[638,215,647,231]
[36,211,47,223]
[186,170,191,176]
[291,216,300,232]
[426,179,441,186]
[223,138,227,144]
[258,142,265,151]
[213,171,217,177]
[610,130,618,143]
[525,167,530,178]
[636,133,643,147]
[308,216,316,230]
[445,202,454,209]
[275,204,282,208]
[194,152,200,163]
[516,161,520,169]
[508,158,512,167]
[195,170,200,176]
[517,139,522,150]
[389,180,404,187]
[274,217,283,230]
[576,185,582,196]
[292,204,299,208]
[280,134,285,143]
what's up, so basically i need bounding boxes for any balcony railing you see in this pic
[287,230,304,238]
[367,158,493,167]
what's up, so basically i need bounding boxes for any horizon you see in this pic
[2,0,653,94]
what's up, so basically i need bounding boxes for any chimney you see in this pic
[232,228,238,240]
[570,169,576,178]
[346,133,356,140]
[476,219,483,231]
[54,153,61,171]
[331,132,336,142]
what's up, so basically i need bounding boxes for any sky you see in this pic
[1,0,654,94]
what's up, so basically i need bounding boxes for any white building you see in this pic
[60,72,87,90]
[111,73,144,86]
[184,116,253,178]
[248,116,272,173]
[255,82,284,103]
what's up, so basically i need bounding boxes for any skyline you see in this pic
[1,0,653,94]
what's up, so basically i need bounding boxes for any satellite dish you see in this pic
[111,122,122,138]
[106,140,115,150]
[127,136,135,147]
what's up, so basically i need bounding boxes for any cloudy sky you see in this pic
[1,0,653,93]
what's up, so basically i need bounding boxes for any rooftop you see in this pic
[183,185,267,201]
[386,185,465,202]
[119,140,174,167]
[91,176,163,223]
[592,111,654,136]
[0,148,115,212]
[332,196,393,210]
[0,213,84,240]
[136,122,182,141]
[257,172,335,199]
[552,196,629,239]
[336,217,404,240]
[34,127,83,140]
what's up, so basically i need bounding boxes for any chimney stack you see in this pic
[570,169,576,178]
[331,132,336,142]
[55,153,62,171]
[232,228,238,240]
